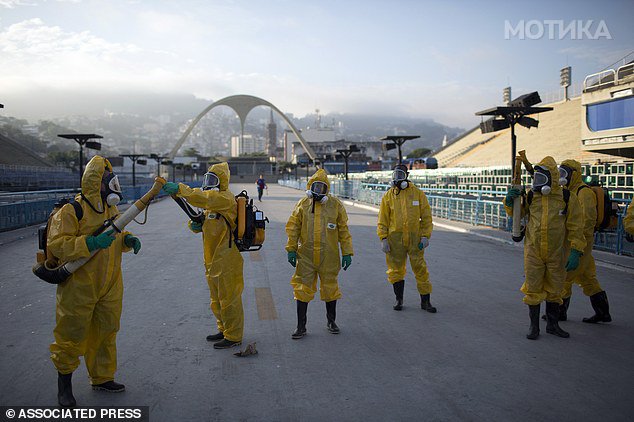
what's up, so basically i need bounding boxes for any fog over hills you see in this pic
[2,90,465,153]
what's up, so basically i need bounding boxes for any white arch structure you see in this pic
[168,94,317,161]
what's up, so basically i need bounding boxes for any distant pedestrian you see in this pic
[256,175,267,201]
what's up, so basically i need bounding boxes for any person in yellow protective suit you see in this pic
[377,164,435,313]
[162,163,244,349]
[504,156,585,340]
[285,169,354,339]
[557,159,611,323]
[48,156,141,407]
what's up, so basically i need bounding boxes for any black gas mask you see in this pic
[202,172,220,191]
[558,165,574,187]
[392,165,409,191]
[101,171,122,207]
[532,165,552,195]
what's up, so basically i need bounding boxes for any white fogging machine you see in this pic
[32,177,166,284]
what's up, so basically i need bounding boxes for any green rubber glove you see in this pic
[288,251,297,268]
[162,182,180,195]
[418,237,429,250]
[341,255,352,271]
[124,234,142,254]
[505,188,522,207]
[86,230,115,252]
[189,220,202,233]
[565,249,583,272]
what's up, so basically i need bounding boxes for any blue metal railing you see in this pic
[279,178,633,256]
[0,182,202,232]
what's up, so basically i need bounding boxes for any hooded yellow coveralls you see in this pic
[175,163,244,342]
[286,170,354,303]
[625,203,634,235]
[504,157,586,305]
[377,181,433,294]
[560,159,603,299]
[48,156,133,385]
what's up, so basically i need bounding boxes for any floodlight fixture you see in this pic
[120,154,147,187]
[475,91,553,173]
[58,133,104,185]
[336,142,361,180]
[518,116,539,129]
[380,135,420,164]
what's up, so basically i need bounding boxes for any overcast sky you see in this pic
[1,0,632,127]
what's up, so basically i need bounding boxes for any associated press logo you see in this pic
[504,20,612,40]
[0,406,149,421]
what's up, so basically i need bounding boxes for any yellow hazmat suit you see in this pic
[504,157,586,305]
[174,163,244,342]
[625,203,634,235]
[285,170,354,302]
[377,180,433,294]
[560,159,603,298]
[49,156,133,385]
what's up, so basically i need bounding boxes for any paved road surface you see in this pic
[1,183,633,421]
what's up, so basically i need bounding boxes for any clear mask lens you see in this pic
[311,181,328,196]
[392,169,407,183]
[107,174,122,194]
[558,167,569,181]
[202,172,220,190]
[533,172,549,187]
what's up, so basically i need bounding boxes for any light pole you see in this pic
[380,135,419,165]
[149,153,169,179]
[336,143,360,180]
[476,91,553,175]
[120,154,147,187]
[58,134,103,186]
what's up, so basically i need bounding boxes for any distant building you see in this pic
[267,108,277,157]
[231,134,266,157]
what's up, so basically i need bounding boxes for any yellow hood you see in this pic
[561,158,583,191]
[81,155,113,210]
[535,156,562,195]
[307,169,330,192]
[208,162,230,191]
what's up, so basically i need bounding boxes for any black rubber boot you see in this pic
[545,301,570,338]
[57,372,76,407]
[583,291,612,323]
[326,300,340,334]
[92,380,126,392]
[392,280,404,311]
[526,304,540,340]
[206,332,224,342]
[420,294,437,313]
[213,339,242,349]
[292,300,308,339]
[559,297,570,321]
[542,296,571,321]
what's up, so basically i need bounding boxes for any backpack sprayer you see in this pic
[32,177,166,284]
[169,190,267,252]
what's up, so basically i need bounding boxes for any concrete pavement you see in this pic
[1,183,633,421]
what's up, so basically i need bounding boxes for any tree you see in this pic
[184,147,200,157]
[407,148,432,158]
[48,151,79,171]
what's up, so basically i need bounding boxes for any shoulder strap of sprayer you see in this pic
[221,214,233,248]
[527,190,569,214]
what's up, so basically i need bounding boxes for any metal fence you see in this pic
[0,182,202,232]
[279,178,633,256]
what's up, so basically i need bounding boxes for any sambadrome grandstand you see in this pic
[349,61,634,202]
